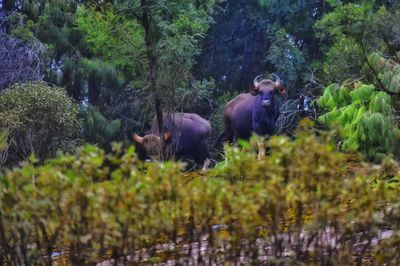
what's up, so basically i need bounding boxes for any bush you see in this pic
[317,82,400,161]
[0,82,81,165]
[0,122,399,264]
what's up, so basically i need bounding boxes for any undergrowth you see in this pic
[0,121,399,265]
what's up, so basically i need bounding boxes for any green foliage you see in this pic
[315,3,370,40]
[0,128,8,152]
[266,29,306,86]
[318,82,399,161]
[84,107,122,150]
[14,0,89,100]
[216,120,343,181]
[5,12,36,41]
[259,0,321,39]
[127,0,215,97]
[197,0,322,93]
[0,82,81,165]
[196,0,271,91]
[315,2,400,83]
[75,5,146,83]
[1,123,400,264]
[314,3,370,82]
[5,1,136,106]
[321,36,364,82]
[172,78,217,115]
[367,53,400,94]
[208,91,237,154]
[258,0,324,89]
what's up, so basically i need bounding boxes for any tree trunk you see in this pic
[88,73,100,106]
[142,0,166,160]
[2,0,15,11]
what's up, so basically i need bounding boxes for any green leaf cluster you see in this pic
[75,5,146,79]
[367,53,400,94]
[318,82,398,161]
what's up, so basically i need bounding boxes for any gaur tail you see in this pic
[213,132,225,147]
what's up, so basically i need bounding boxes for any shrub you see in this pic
[317,82,399,161]
[0,122,399,264]
[0,82,81,165]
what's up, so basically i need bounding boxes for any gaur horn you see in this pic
[132,133,143,144]
[272,74,281,87]
[253,75,265,90]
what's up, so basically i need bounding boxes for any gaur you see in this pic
[221,74,285,142]
[132,113,211,169]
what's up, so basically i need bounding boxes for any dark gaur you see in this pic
[132,113,211,167]
[221,74,285,142]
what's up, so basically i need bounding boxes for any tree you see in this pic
[315,1,400,84]
[196,0,327,96]
[366,53,400,95]
[75,4,146,105]
[0,11,46,90]
[116,0,215,159]
[258,0,327,60]
[195,0,272,92]
[0,82,81,165]
[266,29,306,88]
[4,0,126,104]
[84,107,122,151]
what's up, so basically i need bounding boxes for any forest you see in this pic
[1,0,400,264]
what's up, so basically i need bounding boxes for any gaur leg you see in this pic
[257,138,266,160]
[193,144,210,169]
[224,117,234,143]
[256,135,271,160]
[202,158,211,171]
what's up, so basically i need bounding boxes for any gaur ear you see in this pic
[275,86,286,94]
[250,87,260,96]
[132,133,144,144]
[163,131,171,142]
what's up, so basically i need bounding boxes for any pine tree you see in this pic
[84,107,121,150]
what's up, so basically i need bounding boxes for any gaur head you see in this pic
[252,74,286,109]
[132,131,171,160]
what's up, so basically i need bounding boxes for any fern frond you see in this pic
[318,81,398,161]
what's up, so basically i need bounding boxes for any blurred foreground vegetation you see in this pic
[1,122,400,265]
